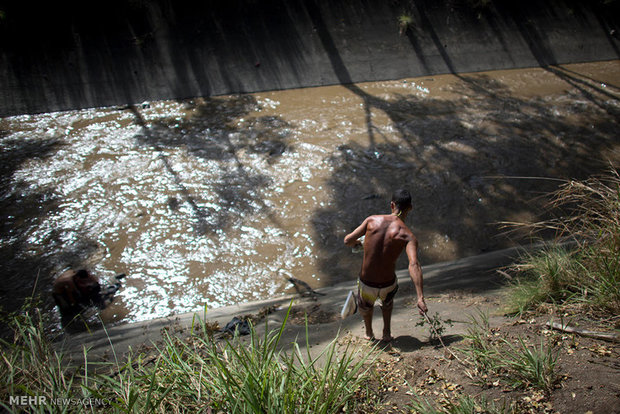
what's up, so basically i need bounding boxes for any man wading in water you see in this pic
[344,189,428,342]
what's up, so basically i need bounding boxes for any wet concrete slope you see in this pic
[1,0,619,116]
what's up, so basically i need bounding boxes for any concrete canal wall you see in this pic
[1,0,619,116]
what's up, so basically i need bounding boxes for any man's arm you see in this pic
[406,237,428,315]
[344,218,369,247]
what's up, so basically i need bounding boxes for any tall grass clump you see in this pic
[0,308,86,413]
[504,168,620,316]
[457,310,497,373]
[505,246,580,315]
[2,304,376,413]
[88,307,376,413]
[498,337,559,391]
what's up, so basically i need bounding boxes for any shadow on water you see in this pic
[0,133,100,334]
[307,0,620,289]
[128,95,291,235]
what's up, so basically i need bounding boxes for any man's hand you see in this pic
[345,237,362,248]
[417,297,428,315]
[344,219,368,247]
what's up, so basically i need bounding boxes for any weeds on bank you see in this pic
[0,308,88,413]
[407,311,559,412]
[458,311,559,393]
[409,392,514,414]
[505,246,579,316]
[503,169,620,317]
[0,304,376,413]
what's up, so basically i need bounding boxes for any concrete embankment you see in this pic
[60,245,532,363]
[1,0,619,116]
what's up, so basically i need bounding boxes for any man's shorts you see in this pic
[357,278,399,311]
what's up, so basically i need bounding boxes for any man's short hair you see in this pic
[391,189,412,211]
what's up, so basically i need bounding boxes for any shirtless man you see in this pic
[52,269,124,327]
[344,189,428,341]
[53,269,102,325]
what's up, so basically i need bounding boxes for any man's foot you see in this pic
[380,335,394,343]
[364,332,375,341]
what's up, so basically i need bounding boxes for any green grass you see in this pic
[576,243,620,314]
[458,311,559,393]
[458,310,497,374]
[504,246,580,315]
[408,392,514,414]
[1,305,376,413]
[0,309,84,413]
[504,169,620,317]
[499,336,559,391]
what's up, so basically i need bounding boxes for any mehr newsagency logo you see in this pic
[9,395,110,408]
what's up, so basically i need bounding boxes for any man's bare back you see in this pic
[358,214,414,286]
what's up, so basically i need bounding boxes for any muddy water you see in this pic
[1,61,619,328]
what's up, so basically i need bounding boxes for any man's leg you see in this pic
[380,284,398,342]
[357,284,376,340]
[360,306,374,340]
[380,300,393,342]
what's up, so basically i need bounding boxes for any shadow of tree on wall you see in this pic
[307,1,620,287]
[129,95,291,236]
[1,0,312,115]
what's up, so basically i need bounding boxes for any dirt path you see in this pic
[352,297,619,413]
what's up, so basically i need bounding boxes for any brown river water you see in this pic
[1,61,619,330]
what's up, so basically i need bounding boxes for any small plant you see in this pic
[416,312,453,342]
[398,14,414,36]
[458,311,560,393]
[459,310,497,373]
[499,337,559,391]
[408,392,514,414]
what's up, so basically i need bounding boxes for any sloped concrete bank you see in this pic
[1,0,619,116]
[61,244,533,362]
